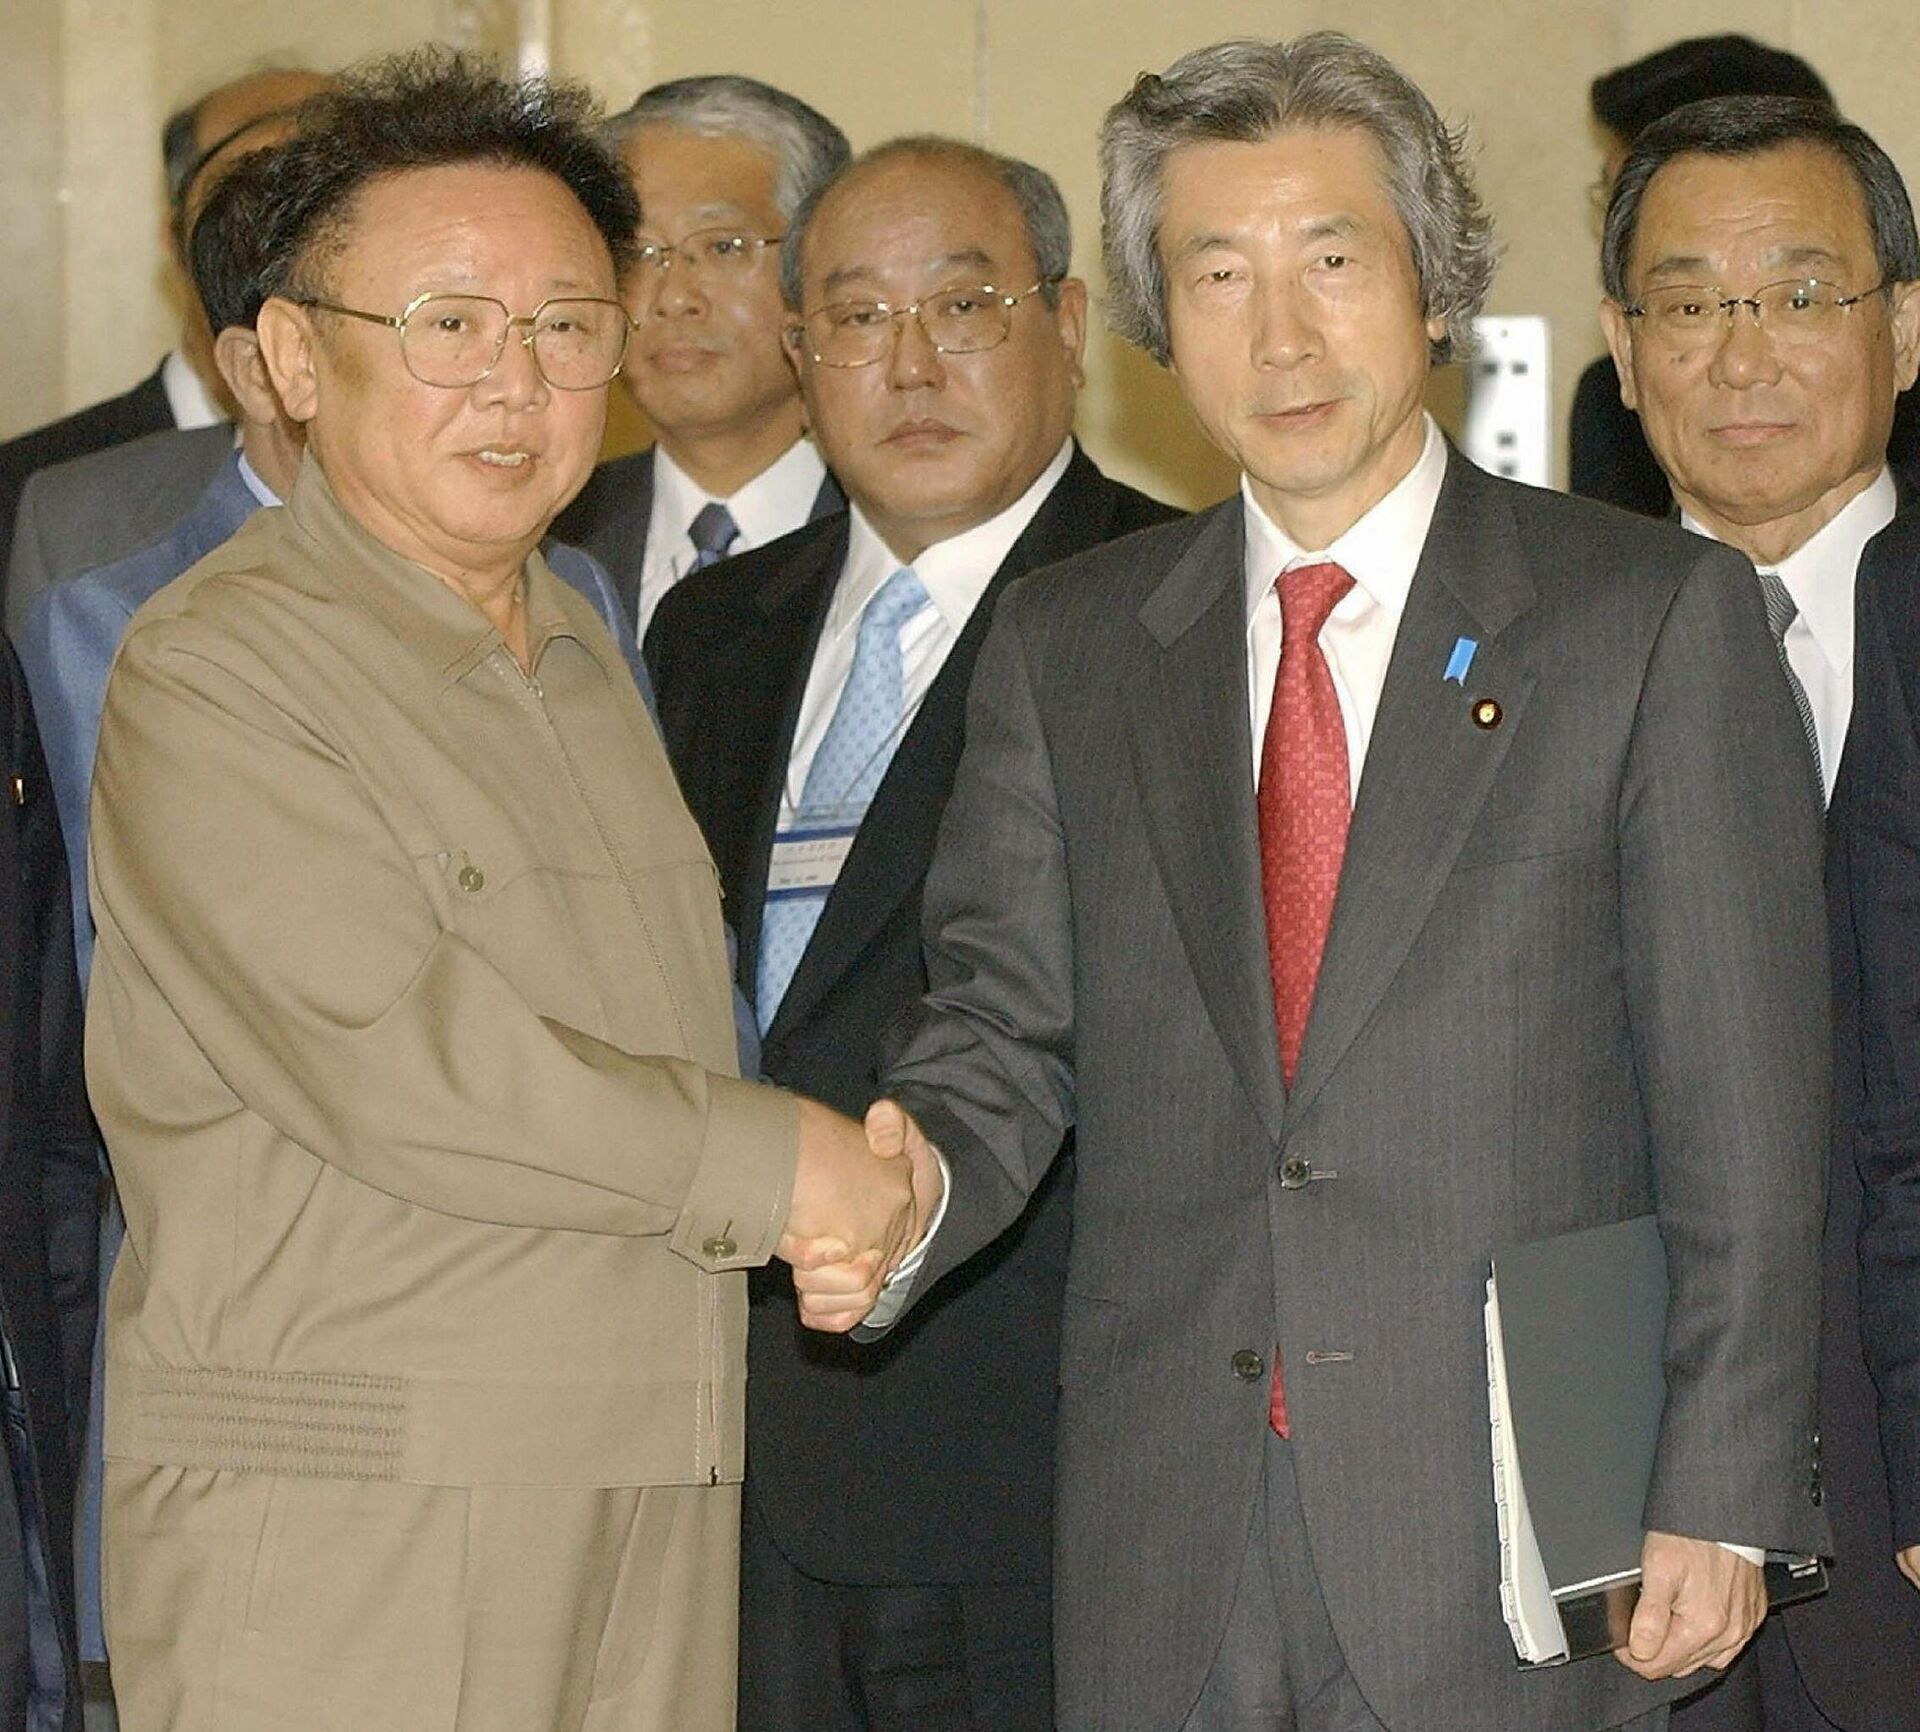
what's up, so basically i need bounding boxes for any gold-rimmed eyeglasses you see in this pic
[294,291,634,390]
[632,229,783,277]
[793,278,1062,369]
[1620,278,1888,353]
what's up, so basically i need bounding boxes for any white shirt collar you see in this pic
[835,437,1076,640]
[1682,467,1897,680]
[236,451,280,509]
[1240,415,1448,625]
[651,436,828,552]
[161,349,226,431]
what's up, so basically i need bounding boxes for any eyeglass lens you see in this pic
[401,294,630,389]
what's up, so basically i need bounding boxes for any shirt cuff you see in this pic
[861,1146,951,1328]
[1717,1542,1765,1567]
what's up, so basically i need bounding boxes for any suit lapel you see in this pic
[1126,502,1292,1146]
[807,470,846,523]
[713,520,849,980]
[768,452,1119,1041]
[1287,455,1538,1115]
[616,449,657,629]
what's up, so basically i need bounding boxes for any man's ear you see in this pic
[254,296,321,424]
[1599,298,1640,411]
[212,326,280,426]
[1889,279,1920,395]
[1053,277,1089,390]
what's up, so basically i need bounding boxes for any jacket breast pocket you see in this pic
[1057,1292,1124,1389]
[1452,806,1604,872]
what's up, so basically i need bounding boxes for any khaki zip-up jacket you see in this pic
[87,459,797,1490]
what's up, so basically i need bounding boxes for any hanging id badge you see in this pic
[766,820,861,901]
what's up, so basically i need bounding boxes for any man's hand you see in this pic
[1618,1532,1766,1679]
[785,1100,944,1333]
[775,1098,915,1330]
[1898,1544,1920,1591]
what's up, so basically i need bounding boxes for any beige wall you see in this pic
[5,0,1919,507]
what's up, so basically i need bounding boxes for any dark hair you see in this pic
[1590,36,1832,144]
[163,103,201,215]
[1099,34,1495,366]
[254,48,639,305]
[606,74,849,226]
[187,141,292,334]
[1602,95,1919,301]
[779,135,1072,313]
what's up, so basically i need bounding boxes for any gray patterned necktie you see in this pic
[1757,571,1824,795]
[686,502,740,572]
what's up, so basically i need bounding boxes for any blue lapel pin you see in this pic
[1444,636,1478,685]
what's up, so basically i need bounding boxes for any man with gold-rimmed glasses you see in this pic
[1601,93,1920,1732]
[554,76,851,639]
[87,51,924,1732]
[647,134,1175,1732]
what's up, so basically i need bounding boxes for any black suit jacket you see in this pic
[0,642,97,1731]
[648,447,1177,1584]
[1818,502,1920,1725]
[0,367,177,579]
[552,444,844,629]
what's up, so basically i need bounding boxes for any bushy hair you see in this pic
[1099,33,1497,367]
[250,47,639,303]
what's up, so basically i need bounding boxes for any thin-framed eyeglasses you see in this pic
[293,291,634,390]
[1620,277,1889,352]
[632,229,783,277]
[794,278,1062,368]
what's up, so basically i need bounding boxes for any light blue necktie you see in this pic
[687,501,740,572]
[756,567,930,1028]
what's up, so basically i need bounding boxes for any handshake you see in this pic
[778,1098,944,1332]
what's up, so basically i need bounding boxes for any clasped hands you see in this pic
[778,1098,942,1332]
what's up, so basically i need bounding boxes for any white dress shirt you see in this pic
[781,438,1073,817]
[640,436,829,640]
[1244,415,1447,792]
[1681,467,1898,807]
[160,348,225,431]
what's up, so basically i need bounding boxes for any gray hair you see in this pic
[605,75,849,226]
[1099,33,1497,366]
[1602,95,1920,301]
[778,135,1072,313]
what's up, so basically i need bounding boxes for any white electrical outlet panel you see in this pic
[1463,316,1552,488]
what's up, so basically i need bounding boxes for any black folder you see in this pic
[1486,1214,1827,1666]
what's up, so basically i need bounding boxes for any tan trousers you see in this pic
[103,1465,739,1732]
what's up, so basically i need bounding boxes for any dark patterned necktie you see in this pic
[687,502,740,572]
[1756,571,1824,797]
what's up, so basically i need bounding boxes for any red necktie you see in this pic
[1257,560,1354,1436]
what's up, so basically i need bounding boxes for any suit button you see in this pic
[1279,1157,1312,1189]
[703,1235,738,1260]
[1231,1349,1265,1381]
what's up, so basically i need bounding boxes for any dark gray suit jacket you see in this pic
[552,444,843,629]
[4,426,232,639]
[0,366,181,591]
[885,451,1832,1732]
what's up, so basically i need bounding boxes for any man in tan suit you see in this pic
[85,52,917,1732]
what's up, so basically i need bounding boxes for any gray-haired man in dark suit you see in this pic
[792,31,1833,1732]
[1599,94,1920,1732]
